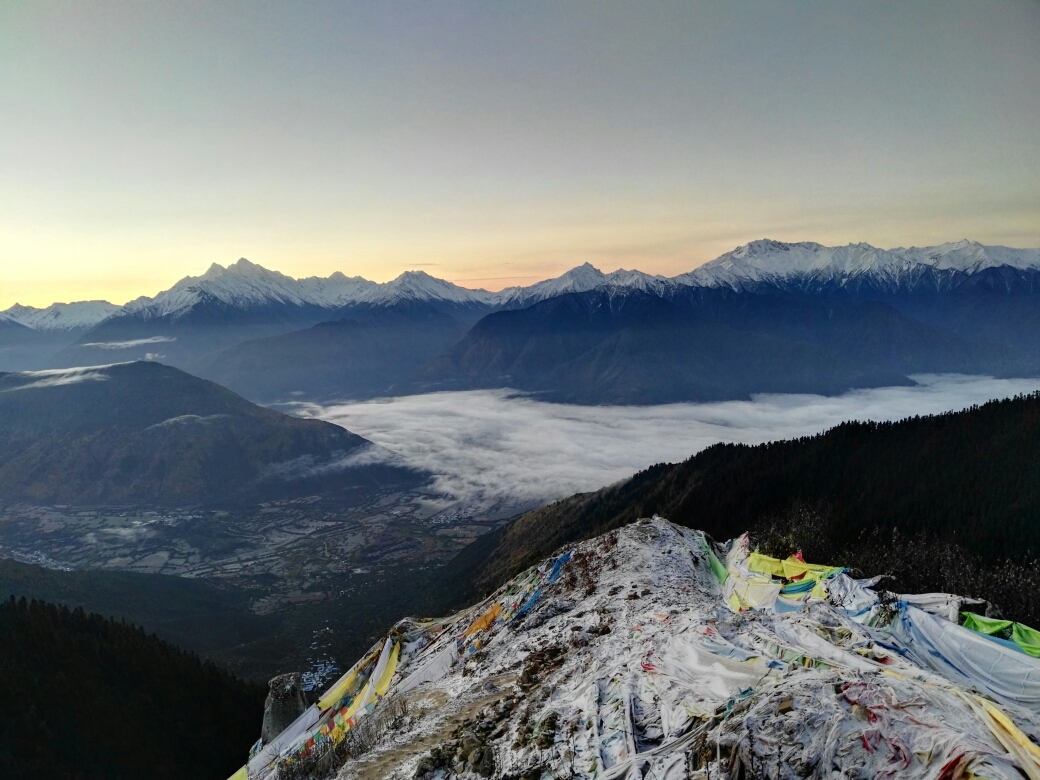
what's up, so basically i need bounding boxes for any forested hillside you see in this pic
[448,393,1040,618]
[0,596,264,780]
[0,558,273,656]
[193,302,469,403]
[416,288,1003,404]
[0,361,419,504]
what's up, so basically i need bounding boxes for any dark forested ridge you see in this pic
[0,360,421,504]
[0,558,274,657]
[448,393,1040,605]
[0,596,265,780]
[416,288,1006,404]
[192,301,469,404]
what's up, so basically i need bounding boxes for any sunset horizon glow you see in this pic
[3,1,1038,309]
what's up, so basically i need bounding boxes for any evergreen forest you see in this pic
[0,596,265,780]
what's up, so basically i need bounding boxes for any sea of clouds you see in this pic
[299,375,1040,509]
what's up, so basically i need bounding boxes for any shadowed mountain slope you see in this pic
[0,558,272,657]
[0,361,418,504]
[191,302,469,404]
[417,288,1003,404]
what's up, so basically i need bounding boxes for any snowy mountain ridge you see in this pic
[7,240,1039,329]
[0,301,122,332]
[494,263,671,307]
[680,239,1040,291]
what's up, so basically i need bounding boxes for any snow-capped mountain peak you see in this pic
[12,240,1040,331]
[366,270,496,306]
[495,262,670,307]
[678,239,1040,291]
[495,263,608,307]
[600,267,670,294]
[898,240,1040,273]
[201,262,227,279]
[120,258,382,319]
[0,301,121,331]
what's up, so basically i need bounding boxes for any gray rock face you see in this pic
[261,672,308,745]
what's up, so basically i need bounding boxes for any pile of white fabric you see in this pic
[229,517,1040,780]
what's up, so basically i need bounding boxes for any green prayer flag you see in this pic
[962,612,1013,636]
[963,611,1040,658]
[700,536,729,584]
[1011,622,1040,658]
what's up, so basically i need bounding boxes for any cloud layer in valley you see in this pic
[80,336,176,349]
[7,365,114,390]
[302,375,1040,509]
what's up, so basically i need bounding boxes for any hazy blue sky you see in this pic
[2,1,1038,307]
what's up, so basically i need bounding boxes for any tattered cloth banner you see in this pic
[227,548,580,780]
[462,603,502,637]
[887,604,1040,713]
[964,612,1040,658]
[395,646,456,695]
[718,535,843,613]
[231,639,398,780]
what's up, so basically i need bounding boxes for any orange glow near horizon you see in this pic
[2,2,1038,309]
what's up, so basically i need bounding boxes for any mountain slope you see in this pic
[681,239,1040,291]
[0,595,264,780]
[0,302,123,371]
[448,392,1040,601]
[191,301,470,403]
[0,558,273,657]
[417,288,999,404]
[494,262,670,307]
[682,240,1040,365]
[0,320,58,372]
[0,361,417,504]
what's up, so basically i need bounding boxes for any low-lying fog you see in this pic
[297,375,1040,509]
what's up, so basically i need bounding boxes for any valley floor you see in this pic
[0,491,522,682]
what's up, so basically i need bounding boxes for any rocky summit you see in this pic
[235,517,1040,780]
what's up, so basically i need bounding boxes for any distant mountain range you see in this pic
[416,287,1001,404]
[0,361,419,504]
[4,239,1038,404]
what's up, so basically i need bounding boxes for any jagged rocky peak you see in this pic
[202,261,228,278]
[200,258,273,277]
[556,261,606,284]
[237,517,1040,780]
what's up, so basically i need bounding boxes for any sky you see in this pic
[2,1,1038,309]
[304,375,1040,511]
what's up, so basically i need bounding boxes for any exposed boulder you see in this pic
[261,671,308,745]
